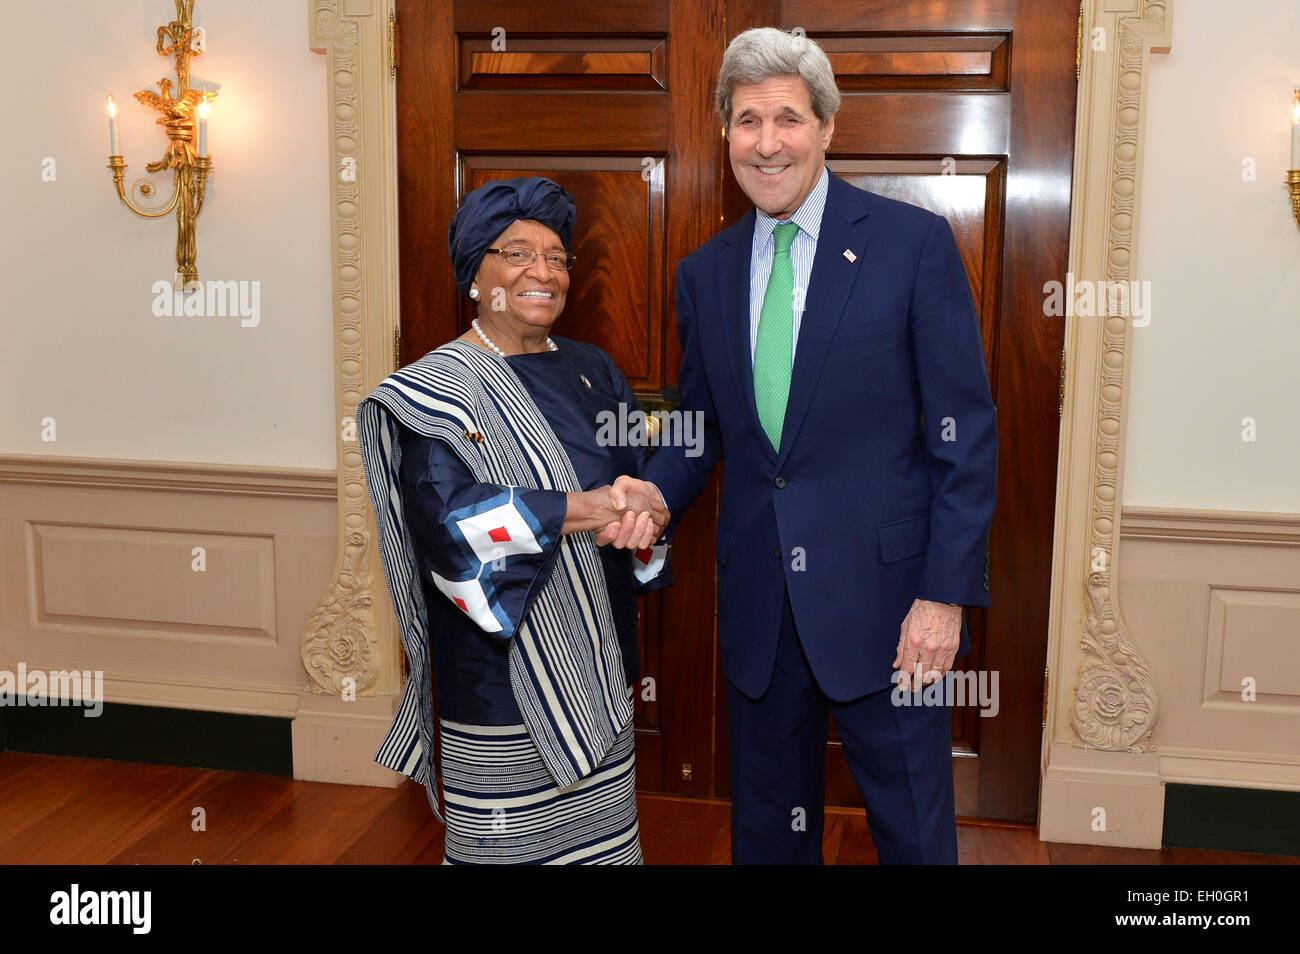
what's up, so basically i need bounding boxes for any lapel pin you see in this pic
[579,373,592,389]
[843,249,857,263]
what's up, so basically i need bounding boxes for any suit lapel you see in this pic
[774,176,871,468]
[717,208,776,462]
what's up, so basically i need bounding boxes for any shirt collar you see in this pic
[753,165,829,248]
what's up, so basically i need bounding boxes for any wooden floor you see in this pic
[1,750,1295,865]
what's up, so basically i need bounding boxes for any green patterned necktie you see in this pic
[753,221,800,452]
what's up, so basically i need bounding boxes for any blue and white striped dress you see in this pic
[359,338,670,865]
[440,710,642,865]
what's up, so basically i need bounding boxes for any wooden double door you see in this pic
[396,0,1077,822]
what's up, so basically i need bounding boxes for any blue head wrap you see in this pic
[448,176,577,297]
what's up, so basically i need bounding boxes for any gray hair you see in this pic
[715,28,841,127]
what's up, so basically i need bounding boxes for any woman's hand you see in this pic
[594,477,669,550]
[563,485,668,549]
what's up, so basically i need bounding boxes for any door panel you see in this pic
[461,158,667,389]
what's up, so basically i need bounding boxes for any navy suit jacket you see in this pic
[643,172,997,701]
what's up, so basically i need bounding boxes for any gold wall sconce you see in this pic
[105,0,214,289]
[1289,89,1300,232]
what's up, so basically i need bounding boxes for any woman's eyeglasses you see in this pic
[486,247,576,271]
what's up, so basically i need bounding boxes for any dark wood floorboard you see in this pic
[0,759,216,864]
[636,794,730,865]
[0,752,1295,865]
[110,771,311,865]
[333,778,446,865]
[958,819,1050,865]
[1046,842,1171,865]
[220,776,401,864]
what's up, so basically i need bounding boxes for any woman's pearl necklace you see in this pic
[472,317,556,357]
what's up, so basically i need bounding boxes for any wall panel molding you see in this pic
[304,0,402,707]
[1041,0,1173,849]
[1121,506,1300,546]
[0,454,335,499]
[298,0,406,787]
[28,521,277,642]
[0,452,403,785]
[1113,507,1300,796]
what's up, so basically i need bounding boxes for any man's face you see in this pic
[727,75,834,220]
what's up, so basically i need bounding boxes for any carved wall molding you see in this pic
[1070,0,1170,752]
[1039,0,1176,849]
[302,0,400,700]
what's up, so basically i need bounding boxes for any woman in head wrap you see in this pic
[358,176,672,865]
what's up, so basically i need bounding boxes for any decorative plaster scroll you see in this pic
[300,0,380,697]
[1071,0,1169,751]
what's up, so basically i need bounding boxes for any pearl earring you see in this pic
[469,287,480,300]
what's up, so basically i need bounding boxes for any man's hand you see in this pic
[892,598,963,692]
[595,476,669,550]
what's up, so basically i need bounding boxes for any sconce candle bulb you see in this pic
[1291,89,1299,170]
[106,94,119,155]
[1288,90,1300,235]
[197,95,209,158]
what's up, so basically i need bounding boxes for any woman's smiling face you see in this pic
[472,219,570,332]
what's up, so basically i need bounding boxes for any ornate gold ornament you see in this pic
[105,0,215,289]
[1288,169,1300,232]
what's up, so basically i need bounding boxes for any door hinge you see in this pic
[388,9,399,79]
[393,327,401,370]
[1059,348,1067,417]
[1042,665,1050,729]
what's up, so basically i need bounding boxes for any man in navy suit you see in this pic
[604,27,997,864]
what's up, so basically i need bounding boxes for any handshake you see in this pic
[592,475,670,549]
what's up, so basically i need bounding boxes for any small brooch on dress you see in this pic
[463,429,486,444]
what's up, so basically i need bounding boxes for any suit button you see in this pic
[773,547,781,558]
[774,476,787,488]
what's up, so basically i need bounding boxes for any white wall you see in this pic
[0,0,335,469]
[1125,0,1300,512]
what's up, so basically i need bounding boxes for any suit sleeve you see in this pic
[909,214,998,608]
[641,258,724,536]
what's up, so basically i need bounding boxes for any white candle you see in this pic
[1291,90,1300,170]
[106,94,119,155]
[197,97,209,158]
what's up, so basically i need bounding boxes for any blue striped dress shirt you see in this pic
[748,165,829,363]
